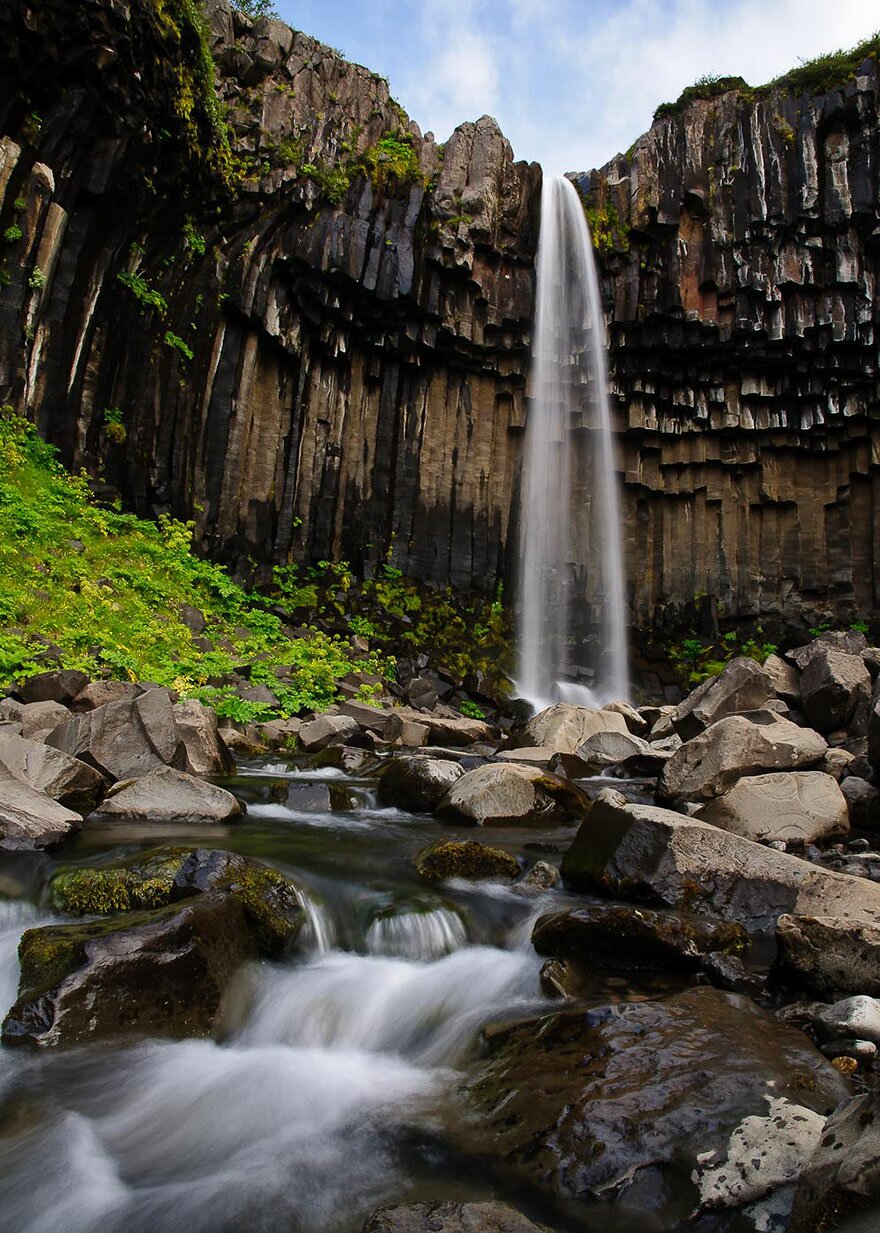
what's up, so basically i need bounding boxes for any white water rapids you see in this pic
[517,173,629,711]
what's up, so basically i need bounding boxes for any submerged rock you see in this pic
[413,839,519,885]
[2,894,253,1047]
[561,790,880,932]
[696,771,849,845]
[362,1202,552,1232]
[437,763,589,827]
[90,766,242,824]
[464,986,848,1225]
[377,755,464,812]
[813,996,880,1047]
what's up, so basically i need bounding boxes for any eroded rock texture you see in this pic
[1,0,879,623]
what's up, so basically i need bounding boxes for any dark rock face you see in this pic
[2,0,879,620]
[465,986,849,1226]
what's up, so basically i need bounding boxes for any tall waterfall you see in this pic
[517,174,629,711]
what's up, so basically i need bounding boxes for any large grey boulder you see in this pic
[0,772,83,849]
[763,653,802,704]
[72,680,142,712]
[90,766,242,824]
[789,1093,880,1232]
[696,771,848,845]
[774,915,880,998]
[0,730,104,809]
[800,647,871,733]
[437,762,589,827]
[788,630,868,670]
[561,790,880,932]
[659,713,827,802]
[377,755,464,812]
[297,713,360,751]
[46,690,188,782]
[2,894,253,1047]
[672,656,775,740]
[0,699,71,740]
[522,703,627,754]
[464,986,848,1226]
[363,1203,552,1233]
[172,698,233,774]
[572,728,651,770]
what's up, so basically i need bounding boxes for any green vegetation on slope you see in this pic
[0,411,391,720]
[653,31,880,120]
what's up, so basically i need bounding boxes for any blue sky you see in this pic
[272,0,877,173]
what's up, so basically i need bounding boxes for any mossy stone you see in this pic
[413,839,519,885]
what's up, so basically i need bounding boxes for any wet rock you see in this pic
[659,713,827,802]
[819,1038,877,1065]
[0,773,83,850]
[0,730,105,809]
[801,648,872,734]
[312,744,377,773]
[774,914,880,998]
[49,848,189,915]
[523,704,628,754]
[90,766,242,824]
[465,986,848,1224]
[813,996,880,1047]
[672,656,775,740]
[789,1093,880,1232]
[172,698,233,775]
[413,839,519,884]
[171,848,305,957]
[377,755,464,812]
[561,790,880,933]
[362,1201,552,1233]
[16,669,89,706]
[298,713,361,751]
[841,775,880,830]
[46,691,189,782]
[532,903,746,972]
[285,781,354,812]
[696,771,849,845]
[437,763,589,827]
[513,860,560,895]
[1,894,253,1047]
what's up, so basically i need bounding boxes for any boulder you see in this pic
[561,790,880,933]
[385,714,430,746]
[800,647,871,733]
[12,700,71,740]
[405,675,438,711]
[494,747,553,767]
[672,657,775,740]
[571,729,651,770]
[788,630,868,670]
[16,668,89,706]
[377,756,464,812]
[789,1093,880,1232]
[256,717,301,749]
[601,698,648,734]
[363,1203,552,1233]
[813,996,880,1047]
[49,848,190,915]
[1,893,253,1047]
[46,690,188,782]
[90,766,242,824]
[413,839,519,884]
[297,713,360,752]
[763,653,802,704]
[523,703,627,754]
[437,763,589,827]
[840,776,880,830]
[774,914,880,998]
[659,713,827,802]
[0,730,105,809]
[820,748,856,781]
[284,781,354,812]
[72,680,142,712]
[464,986,848,1225]
[338,700,395,736]
[172,698,233,774]
[696,771,849,845]
[398,707,492,747]
[532,904,747,972]
[0,772,83,850]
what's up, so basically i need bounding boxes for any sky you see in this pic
[271,0,878,173]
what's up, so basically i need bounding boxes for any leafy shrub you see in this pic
[117,270,168,316]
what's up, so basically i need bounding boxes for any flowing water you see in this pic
[517,174,629,711]
[0,760,605,1233]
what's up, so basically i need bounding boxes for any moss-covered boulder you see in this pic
[49,848,189,915]
[2,894,252,1048]
[414,839,519,885]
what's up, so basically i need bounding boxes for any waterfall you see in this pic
[517,173,629,711]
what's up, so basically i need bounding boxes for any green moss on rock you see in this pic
[414,839,520,885]
[49,849,190,915]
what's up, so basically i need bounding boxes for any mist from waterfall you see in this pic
[516,173,629,712]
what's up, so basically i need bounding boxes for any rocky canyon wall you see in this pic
[0,0,878,629]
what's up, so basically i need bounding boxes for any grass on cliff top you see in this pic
[0,411,392,721]
[653,30,880,120]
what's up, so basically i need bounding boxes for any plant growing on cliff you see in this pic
[164,330,194,360]
[235,0,278,17]
[3,224,23,245]
[101,407,127,445]
[117,270,169,316]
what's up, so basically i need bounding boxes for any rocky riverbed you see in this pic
[2,632,880,1231]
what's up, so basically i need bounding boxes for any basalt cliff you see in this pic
[0,0,878,631]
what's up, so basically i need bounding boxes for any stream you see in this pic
[0,757,625,1233]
